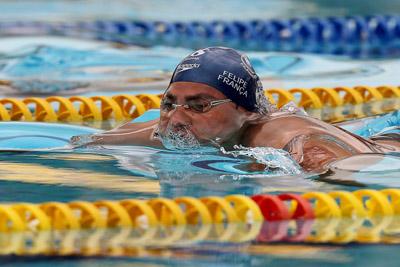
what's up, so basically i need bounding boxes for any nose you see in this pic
[166,106,192,128]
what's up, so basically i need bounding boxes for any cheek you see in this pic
[192,111,241,139]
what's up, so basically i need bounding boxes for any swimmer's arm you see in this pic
[109,118,159,132]
[70,119,163,147]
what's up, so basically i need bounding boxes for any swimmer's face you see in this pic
[157,82,254,147]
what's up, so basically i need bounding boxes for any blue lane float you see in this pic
[2,15,400,57]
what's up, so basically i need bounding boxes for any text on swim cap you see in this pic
[217,71,248,97]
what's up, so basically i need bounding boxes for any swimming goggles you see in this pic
[160,98,232,113]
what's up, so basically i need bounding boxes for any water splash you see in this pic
[69,133,98,148]
[220,145,303,176]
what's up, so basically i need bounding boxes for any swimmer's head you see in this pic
[170,47,274,115]
[156,47,275,149]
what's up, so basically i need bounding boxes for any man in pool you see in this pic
[71,47,400,172]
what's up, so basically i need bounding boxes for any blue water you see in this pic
[0,37,399,96]
[1,244,399,267]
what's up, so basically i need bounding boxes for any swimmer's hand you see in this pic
[283,134,308,164]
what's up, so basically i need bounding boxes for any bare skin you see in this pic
[79,82,400,172]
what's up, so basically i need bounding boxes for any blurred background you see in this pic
[2,0,400,97]
[2,0,400,21]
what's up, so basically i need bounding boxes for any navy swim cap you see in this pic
[169,47,269,113]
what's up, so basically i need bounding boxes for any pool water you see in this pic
[1,36,400,96]
[0,109,398,199]
[0,143,399,266]
[0,50,399,266]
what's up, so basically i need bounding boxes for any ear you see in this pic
[245,111,263,122]
[237,106,263,122]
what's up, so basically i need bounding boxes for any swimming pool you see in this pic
[0,107,398,267]
[1,2,400,267]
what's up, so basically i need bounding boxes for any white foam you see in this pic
[220,145,303,175]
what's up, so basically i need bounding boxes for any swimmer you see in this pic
[70,47,400,172]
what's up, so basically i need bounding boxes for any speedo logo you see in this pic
[176,63,200,73]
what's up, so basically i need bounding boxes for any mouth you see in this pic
[157,125,195,138]
[155,124,201,150]
[174,128,194,138]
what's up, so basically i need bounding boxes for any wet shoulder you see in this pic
[244,114,317,148]
[257,114,322,136]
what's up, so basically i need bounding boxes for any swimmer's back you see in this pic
[243,114,400,172]
[243,114,382,153]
